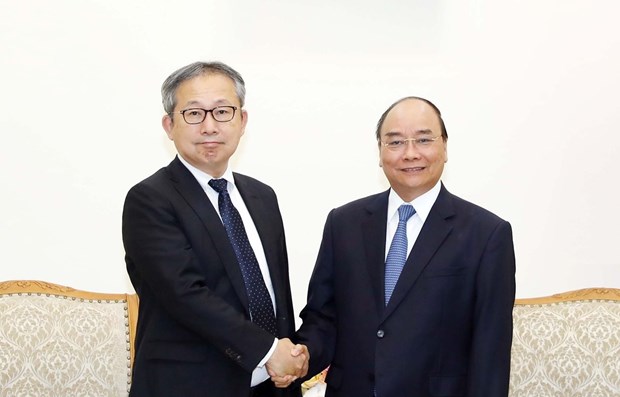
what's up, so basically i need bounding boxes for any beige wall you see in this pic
[1,0,619,321]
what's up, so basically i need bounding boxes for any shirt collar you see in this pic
[177,155,236,194]
[387,180,442,223]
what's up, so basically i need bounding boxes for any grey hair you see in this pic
[375,96,448,143]
[161,61,246,116]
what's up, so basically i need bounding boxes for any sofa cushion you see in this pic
[509,288,620,396]
[0,280,138,396]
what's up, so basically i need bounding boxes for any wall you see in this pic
[1,0,619,318]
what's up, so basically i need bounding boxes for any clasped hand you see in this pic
[265,338,309,388]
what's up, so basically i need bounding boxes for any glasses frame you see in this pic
[174,106,238,124]
[380,136,442,151]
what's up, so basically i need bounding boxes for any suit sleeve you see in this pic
[122,182,274,372]
[468,220,516,396]
[296,210,338,379]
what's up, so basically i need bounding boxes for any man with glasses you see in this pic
[122,61,306,397]
[294,97,516,396]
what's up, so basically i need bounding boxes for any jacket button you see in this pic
[376,329,385,338]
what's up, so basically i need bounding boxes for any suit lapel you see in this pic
[382,185,455,320]
[234,173,285,315]
[166,158,250,310]
[361,190,390,315]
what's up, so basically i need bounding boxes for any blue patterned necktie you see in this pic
[384,204,416,305]
[208,178,277,336]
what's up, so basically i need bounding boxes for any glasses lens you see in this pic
[211,106,235,121]
[183,109,206,124]
[212,106,235,122]
[385,139,404,151]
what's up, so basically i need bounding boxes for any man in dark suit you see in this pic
[122,61,307,397]
[295,97,516,396]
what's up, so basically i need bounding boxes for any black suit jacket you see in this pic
[122,157,300,397]
[297,184,515,397]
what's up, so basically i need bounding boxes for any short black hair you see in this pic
[375,96,448,142]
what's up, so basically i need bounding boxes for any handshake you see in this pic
[265,338,310,388]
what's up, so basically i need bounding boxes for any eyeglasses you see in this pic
[381,136,441,151]
[175,106,238,124]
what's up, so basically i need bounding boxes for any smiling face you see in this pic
[162,72,248,178]
[378,98,447,202]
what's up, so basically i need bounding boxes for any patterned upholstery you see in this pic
[510,288,620,396]
[301,288,620,397]
[0,280,138,397]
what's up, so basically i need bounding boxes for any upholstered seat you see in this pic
[0,280,138,396]
[510,288,620,396]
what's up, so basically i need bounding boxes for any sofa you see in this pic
[0,280,138,396]
[2,281,619,396]
[510,288,620,396]
[301,287,620,396]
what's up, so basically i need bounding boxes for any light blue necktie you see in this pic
[384,204,416,305]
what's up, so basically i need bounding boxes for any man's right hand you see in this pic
[265,338,309,388]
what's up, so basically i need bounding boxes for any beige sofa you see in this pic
[2,282,619,396]
[0,280,138,396]
[510,288,620,396]
[302,288,620,396]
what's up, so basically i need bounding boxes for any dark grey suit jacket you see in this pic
[123,156,300,397]
[297,184,515,397]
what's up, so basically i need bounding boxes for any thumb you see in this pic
[290,344,304,357]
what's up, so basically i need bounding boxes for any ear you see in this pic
[162,114,174,141]
[240,109,249,136]
[443,141,448,163]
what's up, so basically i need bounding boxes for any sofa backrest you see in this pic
[0,280,138,396]
[509,288,620,396]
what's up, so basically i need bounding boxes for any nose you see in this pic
[200,111,219,135]
[402,140,421,160]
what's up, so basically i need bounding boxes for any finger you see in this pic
[274,381,292,388]
[296,354,308,374]
[272,376,296,388]
[271,375,295,383]
[290,344,303,356]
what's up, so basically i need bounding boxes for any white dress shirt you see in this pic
[385,180,442,260]
[178,156,277,386]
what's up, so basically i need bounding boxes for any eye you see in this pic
[183,108,205,117]
[387,140,405,147]
[417,138,433,145]
[214,107,232,115]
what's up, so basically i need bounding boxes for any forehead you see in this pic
[175,73,238,107]
[381,99,441,135]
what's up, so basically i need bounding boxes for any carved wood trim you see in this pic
[0,279,139,371]
[515,287,620,305]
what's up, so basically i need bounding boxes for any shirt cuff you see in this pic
[250,338,278,387]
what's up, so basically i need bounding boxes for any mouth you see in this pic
[401,166,425,172]
[198,141,222,147]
